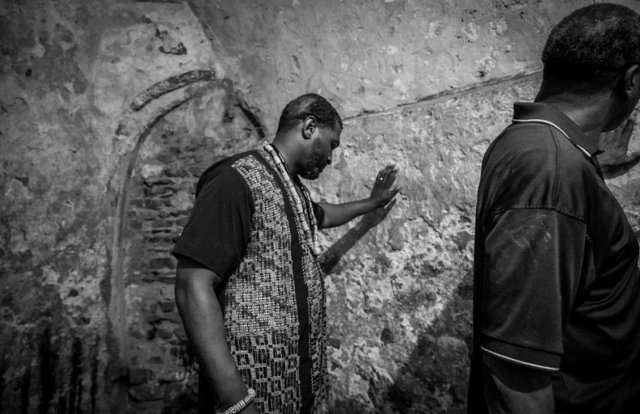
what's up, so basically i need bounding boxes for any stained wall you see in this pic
[2,0,640,413]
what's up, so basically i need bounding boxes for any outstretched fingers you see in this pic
[376,164,398,188]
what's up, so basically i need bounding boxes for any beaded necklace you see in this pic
[263,142,319,256]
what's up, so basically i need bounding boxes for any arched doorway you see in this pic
[116,74,263,412]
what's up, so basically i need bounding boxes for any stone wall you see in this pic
[2,0,640,413]
[0,0,258,412]
[1,0,111,411]
[316,77,539,413]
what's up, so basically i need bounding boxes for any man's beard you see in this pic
[299,147,327,180]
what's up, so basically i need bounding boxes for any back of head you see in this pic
[541,3,640,95]
[276,93,343,134]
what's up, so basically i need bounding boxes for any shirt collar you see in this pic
[512,102,603,157]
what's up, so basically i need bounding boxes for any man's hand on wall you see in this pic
[598,111,640,179]
[363,164,399,227]
[369,164,400,206]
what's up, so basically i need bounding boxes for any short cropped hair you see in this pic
[542,3,640,93]
[276,93,343,134]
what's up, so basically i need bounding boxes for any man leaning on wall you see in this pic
[469,3,640,414]
[172,93,399,414]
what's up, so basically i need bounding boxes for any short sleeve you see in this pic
[312,202,325,228]
[480,208,590,371]
[171,166,253,279]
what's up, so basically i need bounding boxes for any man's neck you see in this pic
[271,136,299,177]
[535,91,613,144]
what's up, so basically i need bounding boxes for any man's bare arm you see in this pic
[174,258,257,413]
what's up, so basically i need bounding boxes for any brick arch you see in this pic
[107,70,264,411]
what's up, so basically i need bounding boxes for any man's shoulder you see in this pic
[484,123,558,177]
[488,121,592,174]
[480,121,600,217]
[203,150,260,174]
[492,122,556,153]
[195,150,260,196]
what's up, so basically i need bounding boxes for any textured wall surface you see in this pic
[187,0,589,122]
[1,0,112,411]
[313,78,539,413]
[0,0,250,412]
[2,0,640,413]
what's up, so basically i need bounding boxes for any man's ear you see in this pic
[623,64,640,97]
[302,116,316,140]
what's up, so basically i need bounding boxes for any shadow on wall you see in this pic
[319,212,472,413]
[324,272,473,414]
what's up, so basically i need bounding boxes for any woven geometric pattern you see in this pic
[301,252,328,404]
[225,153,298,332]
[228,329,301,412]
[260,149,328,410]
[222,149,327,413]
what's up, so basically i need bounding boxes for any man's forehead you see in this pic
[319,122,341,136]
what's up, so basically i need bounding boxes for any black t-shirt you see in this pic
[469,103,640,413]
[172,152,325,280]
[172,154,253,279]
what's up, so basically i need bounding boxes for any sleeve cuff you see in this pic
[312,202,325,228]
[481,336,560,372]
[172,239,227,278]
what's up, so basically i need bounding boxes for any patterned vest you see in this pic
[224,148,327,413]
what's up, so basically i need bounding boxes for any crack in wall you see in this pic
[344,71,542,122]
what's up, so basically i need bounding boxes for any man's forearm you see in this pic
[318,198,379,228]
[174,268,247,408]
